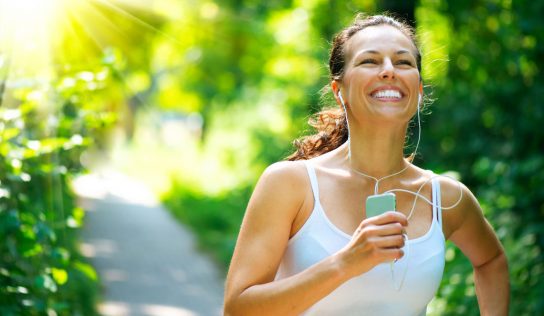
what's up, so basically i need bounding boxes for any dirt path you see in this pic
[75,173,224,316]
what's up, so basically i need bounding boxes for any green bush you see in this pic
[0,70,115,315]
[419,1,544,314]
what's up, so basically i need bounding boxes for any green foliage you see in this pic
[0,67,115,315]
[416,1,544,315]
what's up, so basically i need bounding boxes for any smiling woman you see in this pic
[224,13,509,316]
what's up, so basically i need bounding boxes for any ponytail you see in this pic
[285,107,348,161]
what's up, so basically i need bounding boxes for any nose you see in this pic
[379,58,395,80]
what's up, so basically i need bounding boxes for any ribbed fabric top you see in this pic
[275,160,445,316]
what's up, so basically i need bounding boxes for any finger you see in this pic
[372,211,408,226]
[372,222,405,237]
[371,235,405,249]
[356,212,407,239]
[380,248,405,262]
[351,223,404,246]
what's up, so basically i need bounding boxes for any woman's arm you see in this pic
[442,180,510,316]
[473,250,509,315]
[224,161,407,316]
[224,161,346,316]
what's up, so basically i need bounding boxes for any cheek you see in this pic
[343,69,375,92]
[403,70,421,85]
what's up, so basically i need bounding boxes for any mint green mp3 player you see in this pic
[366,193,396,218]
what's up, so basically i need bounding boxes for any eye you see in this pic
[359,58,378,65]
[396,60,414,66]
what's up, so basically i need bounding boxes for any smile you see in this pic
[371,89,403,100]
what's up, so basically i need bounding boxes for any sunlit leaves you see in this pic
[66,207,84,228]
[416,4,450,85]
[268,8,310,46]
[73,261,98,282]
[419,1,544,315]
[51,268,68,286]
[1,58,114,315]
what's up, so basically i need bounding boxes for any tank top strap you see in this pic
[431,178,443,228]
[303,160,320,202]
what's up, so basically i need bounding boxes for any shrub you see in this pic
[0,70,115,315]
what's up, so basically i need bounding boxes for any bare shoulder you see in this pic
[435,174,482,239]
[436,174,473,206]
[259,160,308,194]
[263,160,307,180]
[249,160,309,219]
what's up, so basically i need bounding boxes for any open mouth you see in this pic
[370,89,403,101]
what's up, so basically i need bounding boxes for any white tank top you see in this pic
[275,160,445,316]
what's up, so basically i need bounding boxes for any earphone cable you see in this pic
[340,90,422,195]
[339,91,463,291]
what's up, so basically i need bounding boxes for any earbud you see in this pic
[418,94,422,108]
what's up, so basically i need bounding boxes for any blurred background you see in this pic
[0,0,542,315]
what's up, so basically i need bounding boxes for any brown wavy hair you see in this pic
[286,14,422,161]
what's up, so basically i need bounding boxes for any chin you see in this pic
[371,108,415,123]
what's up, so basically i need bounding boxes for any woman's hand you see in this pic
[336,211,408,278]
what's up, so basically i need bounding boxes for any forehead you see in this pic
[345,24,417,60]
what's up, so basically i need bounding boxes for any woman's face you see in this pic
[340,24,421,124]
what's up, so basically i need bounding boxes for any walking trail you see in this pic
[74,172,225,316]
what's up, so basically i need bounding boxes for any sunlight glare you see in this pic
[0,0,65,78]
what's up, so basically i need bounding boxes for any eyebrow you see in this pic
[360,49,411,55]
[396,50,410,55]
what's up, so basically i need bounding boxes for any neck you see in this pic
[342,121,410,179]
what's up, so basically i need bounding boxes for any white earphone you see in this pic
[338,91,346,107]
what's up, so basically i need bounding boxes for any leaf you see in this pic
[67,207,85,228]
[39,138,70,154]
[51,268,68,286]
[74,261,97,281]
[21,242,42,258]
[52,247,70,266]
[1,128,20,141]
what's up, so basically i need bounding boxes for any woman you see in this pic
[224,14,509,316]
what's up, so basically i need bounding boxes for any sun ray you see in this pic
[96,0,184,46]
[63,1,156,107]
[0,0,238,112]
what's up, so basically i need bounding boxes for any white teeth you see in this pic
[372,90,402,99]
